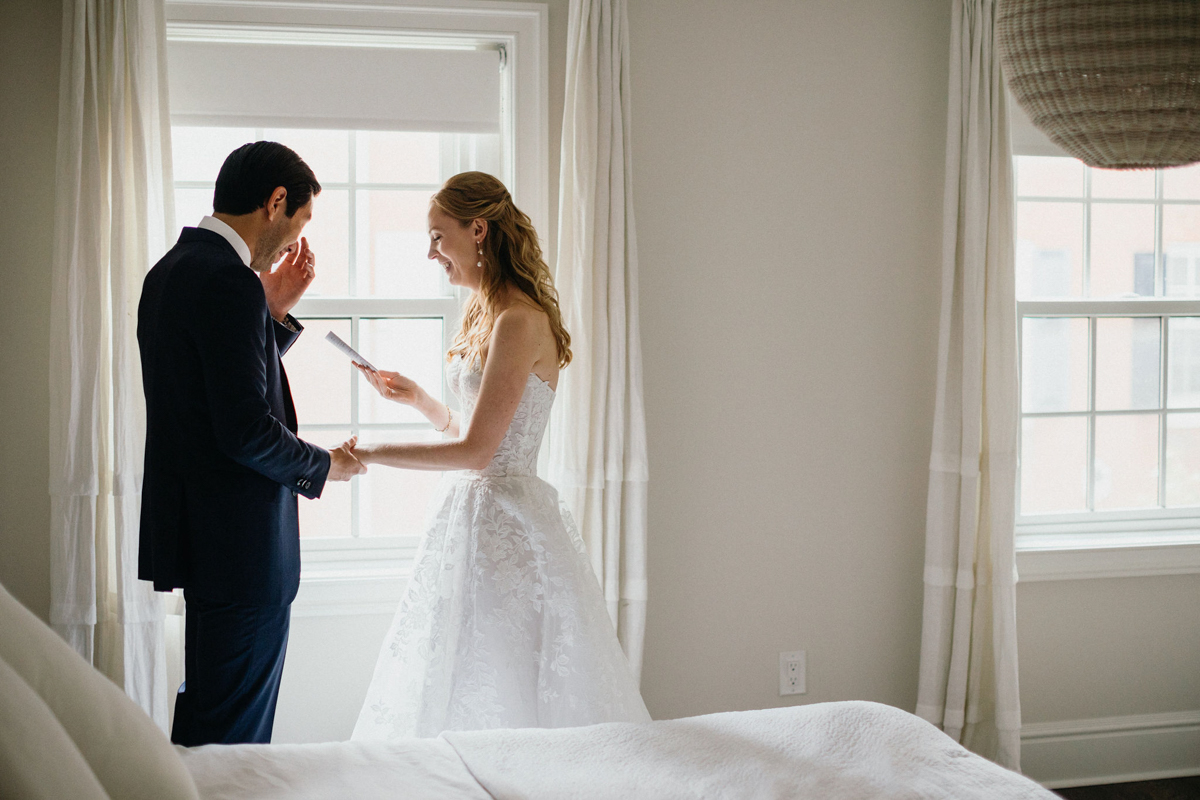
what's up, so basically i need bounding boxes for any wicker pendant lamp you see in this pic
[996,0,1200,170]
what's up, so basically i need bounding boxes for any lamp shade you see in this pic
[996,0,1200,169]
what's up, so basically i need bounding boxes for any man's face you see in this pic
[252,198,314,272]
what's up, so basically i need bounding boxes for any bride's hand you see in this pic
[356,363,423,406]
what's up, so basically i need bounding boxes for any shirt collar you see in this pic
[197,215,253,268]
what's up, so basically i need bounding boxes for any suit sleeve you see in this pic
[192,267,331,498]
[274,314,303,356]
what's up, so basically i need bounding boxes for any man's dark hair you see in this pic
[212,141,321,217]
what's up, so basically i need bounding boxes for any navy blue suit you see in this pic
[137,226,330,745]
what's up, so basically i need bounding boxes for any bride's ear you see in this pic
[472,218,488,240]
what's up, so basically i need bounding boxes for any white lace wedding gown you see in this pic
[351,355,651,740]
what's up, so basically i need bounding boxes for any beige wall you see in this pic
[1,0,1197,773]
[0,0,60,622]
[628,0,948,718]
[1019,575,1200,723]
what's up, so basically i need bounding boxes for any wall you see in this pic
[1018,575,1200,785]
[0,0,59,621]
[1,0,1197,787]
[630,0,947,718]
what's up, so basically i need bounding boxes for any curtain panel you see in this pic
[49,0,175,729]
[915,0,1022,771]
[550,0,650,682]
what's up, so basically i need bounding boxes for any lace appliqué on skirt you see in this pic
[351,357,650,740]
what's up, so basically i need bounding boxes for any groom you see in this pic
[137,141,365,746]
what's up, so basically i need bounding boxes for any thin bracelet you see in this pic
[436,404,452,433]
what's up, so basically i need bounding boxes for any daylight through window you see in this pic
[1017,157,1200,521]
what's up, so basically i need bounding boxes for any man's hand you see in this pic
[261,237,316,322]
[327,435,366,482]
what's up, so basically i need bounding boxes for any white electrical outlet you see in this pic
[779,650,806,696]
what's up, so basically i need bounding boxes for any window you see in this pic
[1016,156,1200,550]
[164,2,548,594]
[173,126,496,536]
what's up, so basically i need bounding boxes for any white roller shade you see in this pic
[167,40,500,132]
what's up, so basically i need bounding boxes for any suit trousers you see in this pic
[171,592,291,746]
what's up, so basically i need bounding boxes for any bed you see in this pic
[0,582,1055,799]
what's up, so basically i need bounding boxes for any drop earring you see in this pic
[476,241,483,268]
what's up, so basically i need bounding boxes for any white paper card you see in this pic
[325,331,377,371]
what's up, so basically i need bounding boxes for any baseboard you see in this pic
[1021,710,1200,788]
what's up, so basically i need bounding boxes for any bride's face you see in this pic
[428,206,484,291]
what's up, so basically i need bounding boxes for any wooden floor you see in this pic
[1056,776,1200,799]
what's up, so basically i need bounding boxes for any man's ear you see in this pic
[265,187,288,221]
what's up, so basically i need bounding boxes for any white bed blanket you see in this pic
[443,701,1057,800]
[180,702,1055,800]
[179,737,490,800]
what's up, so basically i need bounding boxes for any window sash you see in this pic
[168,132,469,546]
[164,0,548,576]
[1017,298,1200,535]
[292,299,461,544]
[1015,154,1200,539]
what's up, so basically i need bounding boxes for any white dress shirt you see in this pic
[197,215,253,268]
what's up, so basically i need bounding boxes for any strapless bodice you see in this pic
[447,354,555,477]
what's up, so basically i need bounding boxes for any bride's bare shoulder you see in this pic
[491,291,556,375]
[492,302,548,344]
[495,289,550,330]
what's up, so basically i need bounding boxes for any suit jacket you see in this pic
[137,227,330,606]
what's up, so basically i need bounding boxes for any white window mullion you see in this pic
[1159,314,1169,508]
[1020,300,1200,317]
[1082,166,1092,297]
[347,131,361,539]
[1155,167,1165,296]
[348,131,358,297]
[1016,311,1025,518]
[1086,315,1097,511]
[350,314,361,538]
[293,298,459,317]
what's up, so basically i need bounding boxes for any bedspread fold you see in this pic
[443,701,1055,800]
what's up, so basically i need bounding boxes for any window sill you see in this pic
[292,571,409,617]
[1016,530,1200,582]
[293,537,417,617]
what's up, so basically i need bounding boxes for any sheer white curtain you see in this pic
[915,0,1021,771]
[49,0,175,729]
[550,0,650,682]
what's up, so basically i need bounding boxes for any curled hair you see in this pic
[434,172,572,369]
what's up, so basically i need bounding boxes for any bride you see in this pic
[349,172,650,740]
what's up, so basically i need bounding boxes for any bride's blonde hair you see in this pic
[436,171,572,369]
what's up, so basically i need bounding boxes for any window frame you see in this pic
[1013,154,1200,580]
[164,0,550,611]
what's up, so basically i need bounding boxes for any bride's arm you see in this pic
[352,309,540,471]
